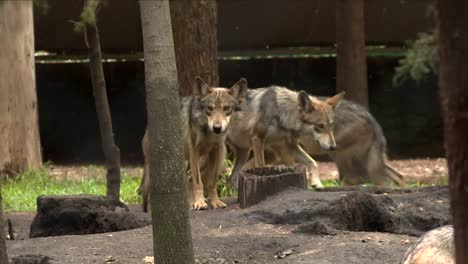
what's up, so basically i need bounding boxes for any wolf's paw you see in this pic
[307,172,323,189]
[211,199,227,209]
[311,180,324,189]
[191,200,208,211]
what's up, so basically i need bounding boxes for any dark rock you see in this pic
[30,195,151,238]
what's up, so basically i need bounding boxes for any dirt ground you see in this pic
[5,159,450,264]
[46,158,448,184]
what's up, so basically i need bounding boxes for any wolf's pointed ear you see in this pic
[230,78,248,103]
[326,91,345,108]
[194,76,212,97]
[298,90,314,112]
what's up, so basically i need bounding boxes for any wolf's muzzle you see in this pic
[212,125,223,134]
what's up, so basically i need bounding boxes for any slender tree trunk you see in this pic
[139,1,195,263]
[84,0,121,199]
[0,194,8,264]
[335,0,368,108]
[437,1,468,263]
[0,0,42,176]
[170,0,219,95]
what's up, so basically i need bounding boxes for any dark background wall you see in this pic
[36,57,442,165]
[34,0,433,53]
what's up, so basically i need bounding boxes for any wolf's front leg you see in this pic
[207,176,226,209]
[206,145,227,209]
[188,144,208,210]
[227,147,250,190]
[251,134,265,167]
[291,144,322,189]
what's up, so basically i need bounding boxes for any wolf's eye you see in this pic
[316,124,325,130]
[223,106,231,112]
[207,106,214,111]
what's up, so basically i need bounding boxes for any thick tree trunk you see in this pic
[139,1,195,263]
[170,0,219,95]
[84,1,121,199]
[437,1,468,263]
[0,0,42,176]
[0,194,8,263]
[335,0,368,108]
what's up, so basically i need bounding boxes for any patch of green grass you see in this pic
[120,171,143,204]
[1,167,142,212]
[406,176,448,188]
[320,179,376,189]
[321,179,345,188]
[322,176,449,189]
[435,175,449,186]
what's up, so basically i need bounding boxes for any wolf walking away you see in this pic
[226,86,345,189]
[227,86,405,189]
[139,77,247,212]
[401,225,454,264]
[263,97,405,187]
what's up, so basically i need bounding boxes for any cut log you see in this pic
[238,165,307,208]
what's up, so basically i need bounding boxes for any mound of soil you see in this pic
[243,186,449,236]
[29,195,151,238]
[11,254,54,264]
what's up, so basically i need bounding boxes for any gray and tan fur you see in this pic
[401,225,454,264]
[139,77,247,211]
[242,97,405,186]
[227,86,344,189]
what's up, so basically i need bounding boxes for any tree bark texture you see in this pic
[139,1,195,263]
[0,194,8,264]
[335,0,368,108]
[84,0,121,199]
[437,1,468,263]
[0,0,42,176]
[170,0,219,96]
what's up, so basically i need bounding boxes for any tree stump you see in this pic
[238,165,307,208]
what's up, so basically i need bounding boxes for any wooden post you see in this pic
[0,0,42,175]
[170,0,219,96]
[437,0,468,263]
[335,0,368,108]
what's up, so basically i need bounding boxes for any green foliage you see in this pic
[393,32,437,86]
[73,0,108,32]
[74,0,97,32]
[218,159,237,197]
[1,166,141,212]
